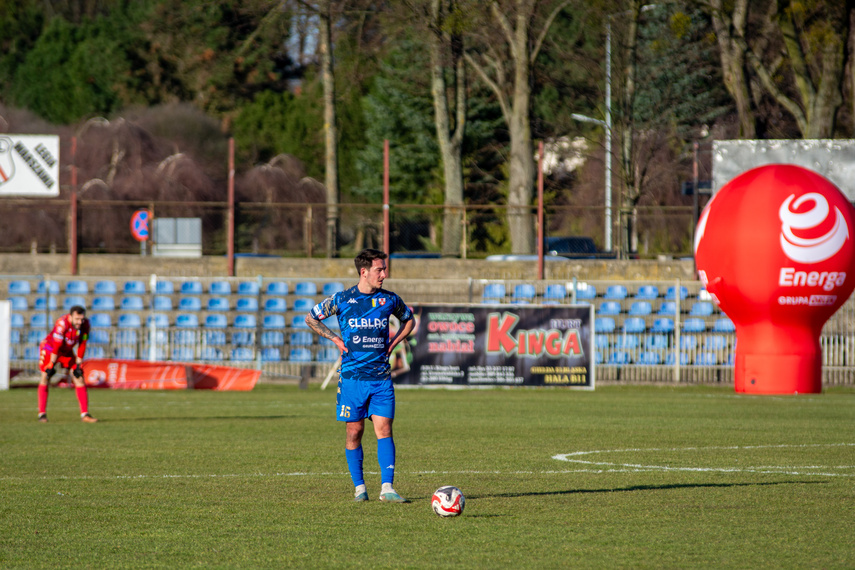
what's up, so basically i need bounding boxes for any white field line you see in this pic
[552,443,855,477]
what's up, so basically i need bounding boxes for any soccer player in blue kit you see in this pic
[306,248,415,502]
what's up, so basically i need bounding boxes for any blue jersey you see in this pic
[309,285,413,381]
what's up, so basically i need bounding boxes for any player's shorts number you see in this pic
[339,405,351,418]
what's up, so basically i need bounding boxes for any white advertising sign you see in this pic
[0,134,60,197]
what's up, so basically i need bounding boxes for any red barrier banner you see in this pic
[81,359,259,391]
[393,304,595,388]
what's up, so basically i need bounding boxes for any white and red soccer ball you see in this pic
[431,486,465,517]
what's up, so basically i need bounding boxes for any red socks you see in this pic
[75,385,89,415]
[38,384,48,415]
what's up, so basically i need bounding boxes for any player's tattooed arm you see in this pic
[305,315,337,342]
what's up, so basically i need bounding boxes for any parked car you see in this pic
[545,237,616,259]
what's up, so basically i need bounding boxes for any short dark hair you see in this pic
[354,248,387,274]
[69,305,86,316]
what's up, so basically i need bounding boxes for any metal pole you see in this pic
[537,140,544,281]
[227,137,235,277]
[70,137,78,275]
[692,141,700,228]
[605,19,613,252]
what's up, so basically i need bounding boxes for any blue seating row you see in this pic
[482,283,693,302]
[9,312,335,330]
[7,279,345,297]
[598,350,732,366]
[6,295,318,313]
[594,316,734,334]
[14,344,338,363]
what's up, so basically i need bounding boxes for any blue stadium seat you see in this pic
[292,298,314,312]
[62,296,87,311]
[713,318,735,333]
[628,301,652,316]
[200,347,224,361]
[290,331,314,346]
[597,301,621,316]
[294,282,317,296]
[180,281,203,295]
[289,348,313,362]
[173,328,197,346]
[206,297,230,312]
[595,317,616,333]
[637,351,662,365]
[123,280,146,295]
[10,313,24,328]
[623,317,646,334]
[152,296,173,311]
[38,280,60,294]
[604,285,628,300]
[236,297,258,312]
[595,334,610,350]
[543,284,567,300]
[689,301,714,317]
[595,352,604,364]
[178,297,202,311]
[483,283,506,299]
[120,296,144,311]
[8,296,27,311]
[230,348,255,361]
[176,314,199,328]
[263,314,286,329]
[726,353,736,366]
[634,285,659,300]
[115,328,137,345]
[658,301,678,315]
[118,313,142,328]
[23,346,40,361]
[92,296,116,311]
[317,347,340,362]
[234,314,257,328]
[665,285,689,300]
[205,313,228,328]
[513,284,536,301]
[704,335,728,351]
[114,346,137,359]
[147,313,170,328]
[238,281,260,296]
[204,329,227,347]
[264,298,288,313]
[260,331,284,346]
[290,315,309,329]
[85,345,106,359]
[665,352,690,366]
[614,335,639,350]
[89,329,110,345]
[172,347,195,361]
[574,283,597,300]
[93,280,117,295]
[27,329,45,343]
[65,280,88,294]
[34,297,57,310]
[651,318,674,333]
[209,280,231,295]
[646,334,668,350]
[8,280,31,295]
[89,313,111,328]
[30,313,48,328]
[680,335,698,350]
[261,348,281,362]
[607,351,632,365]
[265,281,289,296]
[682,318,706,333]
[322,282,345,296]
[695,352,718,366]
[154,280,174,295]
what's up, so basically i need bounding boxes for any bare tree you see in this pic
[465,0,571,254]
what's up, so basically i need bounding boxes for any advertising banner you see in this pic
[81,359,260,391]
[393,304,595,388]
[0,134,60,197]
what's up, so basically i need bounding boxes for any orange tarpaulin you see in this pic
[81,359,260,391]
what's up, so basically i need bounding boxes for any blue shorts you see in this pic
[336,378,395,422]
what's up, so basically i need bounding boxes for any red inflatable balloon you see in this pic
[694,164,855,394]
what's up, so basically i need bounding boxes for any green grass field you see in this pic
[1,383,854,569]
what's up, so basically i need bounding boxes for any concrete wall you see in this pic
[0,253,697,282]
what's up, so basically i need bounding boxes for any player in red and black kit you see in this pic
[37,305,98,423]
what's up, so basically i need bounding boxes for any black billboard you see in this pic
[391,304,595,388]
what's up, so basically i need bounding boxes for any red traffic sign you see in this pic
[130,209,151,242]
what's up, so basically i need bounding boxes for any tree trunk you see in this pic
[619,1,642,257]
[708,0,756,138]
[429,0,467,258]
[319,3,339,257]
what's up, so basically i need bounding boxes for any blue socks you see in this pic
[377,437,396,485]
[345,446,364,487]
